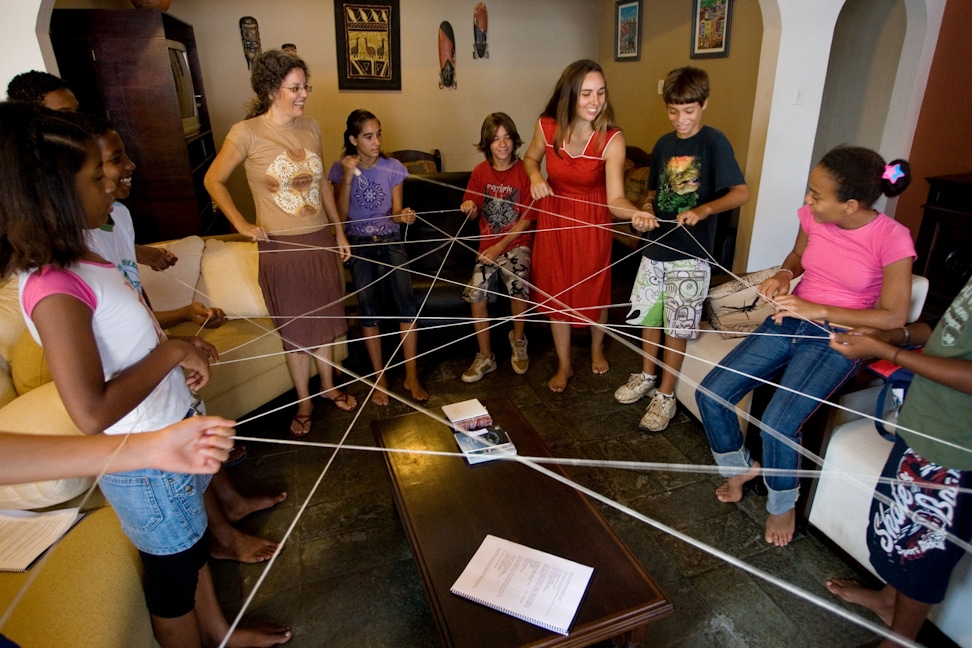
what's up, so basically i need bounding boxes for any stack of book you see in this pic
[442,399,517,464]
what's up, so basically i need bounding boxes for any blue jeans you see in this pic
[696,316,859,514]
[348,233,418,327]
[99,469,210,555]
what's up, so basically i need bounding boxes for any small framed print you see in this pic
[614,0,641,62]
[691,0,733,59]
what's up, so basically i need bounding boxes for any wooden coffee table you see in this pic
[374,396,673,647]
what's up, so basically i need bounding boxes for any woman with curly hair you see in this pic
[205,50,356,437]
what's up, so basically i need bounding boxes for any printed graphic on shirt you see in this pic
[873,448,960,562]
[657,155,701,214]
[265,148,322,217]
[940,279,972,348]
[482,184,522,234]
[117,258,141,295]
[352,174,387,212]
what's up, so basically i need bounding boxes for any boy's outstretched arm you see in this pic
[676,183,749,226]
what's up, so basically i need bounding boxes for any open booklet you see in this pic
[442,398,493,432]
[450,535,593,635]
[0,508,85,572]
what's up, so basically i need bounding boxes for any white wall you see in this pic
[0,0,49,92]
[740,0,944,271]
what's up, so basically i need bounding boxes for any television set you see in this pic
[167,39,200,137]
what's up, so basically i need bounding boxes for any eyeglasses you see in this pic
[281,84,312,94]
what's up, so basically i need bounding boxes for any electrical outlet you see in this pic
[658,79,664,94]
[793,85,804,105]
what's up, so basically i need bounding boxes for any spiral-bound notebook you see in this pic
[450,535,593,635]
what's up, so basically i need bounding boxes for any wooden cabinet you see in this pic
[914,173,972,318]
[50,8,220,242]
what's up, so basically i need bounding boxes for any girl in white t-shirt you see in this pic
[0,103,291,647]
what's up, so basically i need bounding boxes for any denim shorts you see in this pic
[348,233,418,327]
[99,469,210,556]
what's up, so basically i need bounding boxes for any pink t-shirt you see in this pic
[792,204,916,310]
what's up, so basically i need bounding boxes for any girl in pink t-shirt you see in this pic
[697,145,916,549]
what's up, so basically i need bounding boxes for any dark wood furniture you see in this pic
[914,173,972,318]
[50,8,218,242]
[374,397,673,648]
[390,149,443,173]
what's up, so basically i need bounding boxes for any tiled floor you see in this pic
[210,314,906,648]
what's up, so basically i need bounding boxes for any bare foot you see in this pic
[222,622,293,647]
[548,367,574,393]
[210,528,279,563]
[371,375,390,406]
[404,378,429,401]
[826,580,895,626]
[224,491,288,523]
[765,509,796,547]
[591,347,609,375]
[715,461,760,503]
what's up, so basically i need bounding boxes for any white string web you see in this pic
[1,174,963,648]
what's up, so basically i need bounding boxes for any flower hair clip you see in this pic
[883,163,905,184]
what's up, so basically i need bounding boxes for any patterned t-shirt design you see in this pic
[265,147,323,217]
[657,155,701,214]
[482,184,521,234]
[353,174,388,213]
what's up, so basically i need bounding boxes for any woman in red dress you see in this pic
[524,60,653,392]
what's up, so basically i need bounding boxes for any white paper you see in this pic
[0,508,81,571]
[450,535,593,635]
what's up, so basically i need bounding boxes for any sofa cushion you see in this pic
[138,235,205,312]
[196,239,269,319]
[0,381,92,509]
[705,266,783,339]
[623,166,650,206]
[11,329,51,395]
[0,279,25,374]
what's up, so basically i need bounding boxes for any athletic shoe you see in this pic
[614,373,658,404]
[639,393,677,432]
[461,352,497,383]
[509,331,529,375]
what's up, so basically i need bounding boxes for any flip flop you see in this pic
[290,414,312,437]
[324,392,358,412]
[223,444,248,467]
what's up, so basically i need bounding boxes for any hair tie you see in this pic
[883,163,905,184]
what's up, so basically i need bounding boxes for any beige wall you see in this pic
[598,0,763,172]
[166,0,597,221]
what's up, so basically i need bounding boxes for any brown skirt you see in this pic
[257,228,348,351]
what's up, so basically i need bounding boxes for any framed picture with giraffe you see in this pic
[334,0,401,90]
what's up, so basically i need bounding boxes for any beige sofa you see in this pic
[0,235,346,647]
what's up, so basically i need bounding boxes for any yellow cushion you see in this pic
[11,329,51,395]
[0,507,155,648]
[0,279,25,370]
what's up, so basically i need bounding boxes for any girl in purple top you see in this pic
[328,109,428,405]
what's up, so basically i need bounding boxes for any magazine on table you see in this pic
[442,398,493,431]
[453,425,517,464]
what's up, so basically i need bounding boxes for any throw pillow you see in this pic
[11,329,51,395]
[706,266,782,339]
[0,279,25,374]
[196,239,269,319]
[404,160,438,175]
[138,235,205,312]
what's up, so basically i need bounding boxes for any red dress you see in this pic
[532,116,618,327]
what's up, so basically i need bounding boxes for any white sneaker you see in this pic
[461,352,497,383]
[614,373,657,404]
[639,393,677,432]
[509,331,528,375]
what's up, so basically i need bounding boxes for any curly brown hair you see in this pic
[245,50,309,119]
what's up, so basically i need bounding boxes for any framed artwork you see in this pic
[334,0,401,91]
[614,0,641,62]
[691,0,732,59]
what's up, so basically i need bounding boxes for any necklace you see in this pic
[358,156,379,170]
